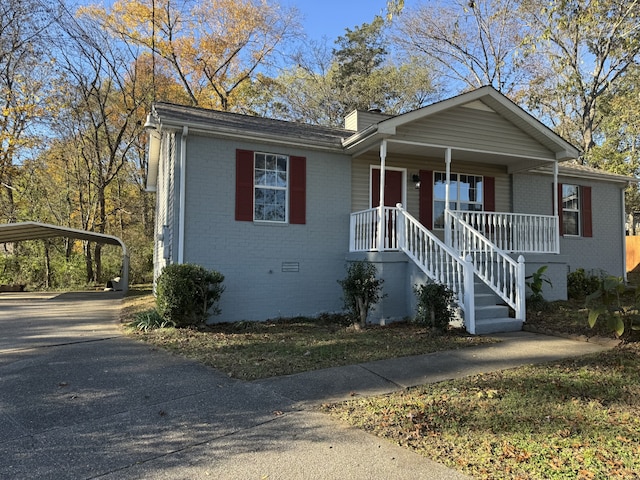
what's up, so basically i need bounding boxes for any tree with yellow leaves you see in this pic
[82,0,301,111]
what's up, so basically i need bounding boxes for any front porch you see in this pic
[339,88,581,334]
[349,205,561,334]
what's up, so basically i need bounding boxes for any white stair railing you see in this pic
[395,204,477,334]
[447,210,526,321]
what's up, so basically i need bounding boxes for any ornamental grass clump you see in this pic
[338,261,384,330]
[156,263,224,328]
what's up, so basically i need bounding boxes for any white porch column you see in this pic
[553,161,559,253]
[377,140,387,252]
[444,147,452,246]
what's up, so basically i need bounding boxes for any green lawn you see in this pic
[121,287,639,478]
[124,306,494,380]
[322,344,640,479]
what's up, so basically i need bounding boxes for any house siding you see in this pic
[181,135,352,322]
[395,105,555,160]
[512,171,626,278]
[351,152,511,218]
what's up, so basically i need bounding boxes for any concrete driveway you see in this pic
[0,291,470,480]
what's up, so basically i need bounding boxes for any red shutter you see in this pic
[289,156,306,224]
[581,186,592,237]
[484,176,495,212]
[235,149,254,221]
[419,170,433,228]
[557,182,564,236]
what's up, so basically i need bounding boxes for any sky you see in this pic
[282,0,415,43]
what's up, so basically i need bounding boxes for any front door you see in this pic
[371,168,403,207]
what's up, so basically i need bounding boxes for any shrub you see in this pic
[129,309,174,332]
[586,275,640,338]
[567,268,601,299]
[338,261,384,329]
[156,263,225,327]
[413,282,457,333]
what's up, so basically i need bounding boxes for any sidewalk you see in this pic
[0,292,611,479]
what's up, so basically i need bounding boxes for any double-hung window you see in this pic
[561,184,580,236]
[236,149,306,225]
[254,152,288,222]
[433,172,484,228]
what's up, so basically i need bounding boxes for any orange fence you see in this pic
[626,236,640,272]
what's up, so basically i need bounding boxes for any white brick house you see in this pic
[145,86,633,334]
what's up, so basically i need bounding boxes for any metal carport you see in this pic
[0,221,129,291]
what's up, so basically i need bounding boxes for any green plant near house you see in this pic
[525,265,552,302]
[156,263,225,328]
[129,309,175,332]
[567,268,601,299]
[586,275,640,338]
[338,261,385,329]
[413,282,458,333]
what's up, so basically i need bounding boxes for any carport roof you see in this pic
[0,222,127,254]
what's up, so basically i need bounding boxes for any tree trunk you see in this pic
[357,297,367,329]
[84,241,94,284]
[44,240,52,289]
[94,243,102,284]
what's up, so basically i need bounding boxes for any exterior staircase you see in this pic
[472,279,523,334]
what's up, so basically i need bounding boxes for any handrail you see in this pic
[395,204,476,334]
[453,211,559,254]
[447,210,525,321]
[350,206,398,252]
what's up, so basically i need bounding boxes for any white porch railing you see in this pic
[349,206,532,333]
[349,206,399,252]
[446,210,526,321]
[451,211,559,254]
[395,205,477,334]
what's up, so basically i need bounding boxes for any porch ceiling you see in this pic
[354,140,556,173]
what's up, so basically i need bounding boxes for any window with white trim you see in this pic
[254,152,288,222]
[562,184,580,236]
[433,172,484,228]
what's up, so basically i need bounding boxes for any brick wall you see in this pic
[181,135,352,322]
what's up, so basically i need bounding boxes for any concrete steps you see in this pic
[470,281,523,334]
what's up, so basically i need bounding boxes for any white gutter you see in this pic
[178,125,188,264]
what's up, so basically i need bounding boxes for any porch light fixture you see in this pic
[412,174,421,189]
[143,113,158,131]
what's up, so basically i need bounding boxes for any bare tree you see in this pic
[393,0,530,96]
[521,0,640,159]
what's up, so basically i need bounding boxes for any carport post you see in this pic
[121,253,130,293]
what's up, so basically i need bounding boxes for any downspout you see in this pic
[622,185,628,282]
[553,161,559,253]
[444,147,452,246]
[178,125,188,264]
[377,140,387,252]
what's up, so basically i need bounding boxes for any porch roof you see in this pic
[342,86,581,173]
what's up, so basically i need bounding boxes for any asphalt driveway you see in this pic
[0,291,469,479]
